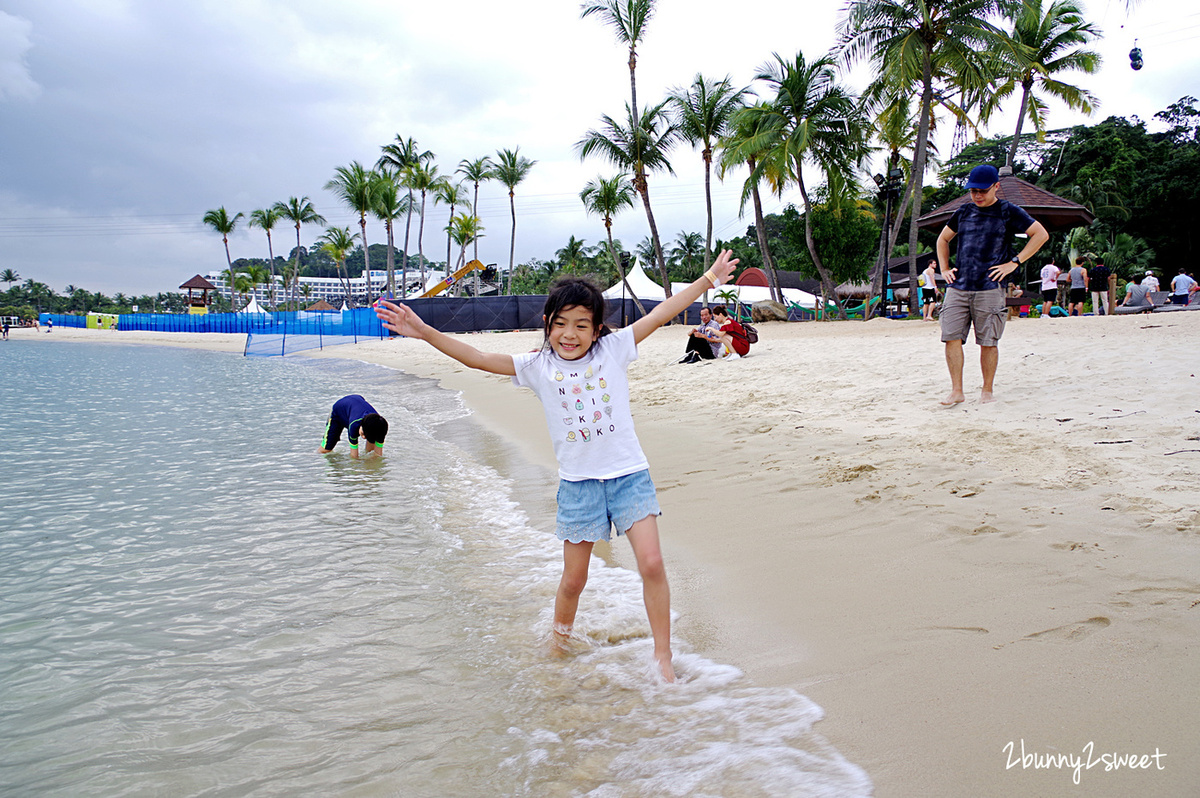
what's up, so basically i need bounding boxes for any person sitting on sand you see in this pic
[1122,273,1155,309]
[936,164,1048,405]
[318,394,388,458]
[374,251,742,683]
[712,305,750,359]
[679,306,721,364]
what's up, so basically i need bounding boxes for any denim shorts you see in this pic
[555,469,661,543]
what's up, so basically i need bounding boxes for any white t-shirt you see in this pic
[512,326,649,481]
[1040,264,1060,290]
[1143,274,1160,291]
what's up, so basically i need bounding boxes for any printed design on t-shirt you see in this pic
[556,358,618,444]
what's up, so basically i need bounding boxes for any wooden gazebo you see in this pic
[179,274,218,314]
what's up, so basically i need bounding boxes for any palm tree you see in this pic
[577,101,678,297]
[580,0,657,120]
[984,0,1102,168]
[435,180,472,281]
[447,213,485,294]
[720,102,791,304]
[555,236,594,273]
[325,162,377,277]
[317,226,360,307]
[492,147,536,295]
[744,52,869,316]
[457,156,494,296]
[371,169,411,297]
[272,197,326,307]
[221,267,245,309]
[245,263,270,307]
[580,173,646,315]
[669,231,705,280]
[669,73,750,271]
[248,206,283,306]
[378,136,434,293]
[837,0,1010,312]
[202,207,244,300]
[404,160,441,292]
[1,268,19,287]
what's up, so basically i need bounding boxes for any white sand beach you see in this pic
[19,313,1200,796]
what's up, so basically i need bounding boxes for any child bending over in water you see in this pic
[375,250,739,682]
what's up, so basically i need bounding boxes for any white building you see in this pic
[203,269,446,306]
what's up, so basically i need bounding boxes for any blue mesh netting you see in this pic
[42,297,710,357]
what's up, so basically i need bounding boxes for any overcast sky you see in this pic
[2,0,1197,296]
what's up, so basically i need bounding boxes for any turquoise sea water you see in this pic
[0,339,869,797]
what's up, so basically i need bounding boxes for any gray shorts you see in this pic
[940,287,1006,346]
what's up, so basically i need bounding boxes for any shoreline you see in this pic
[13,316,1200,796]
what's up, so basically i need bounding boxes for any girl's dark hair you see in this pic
[541,276,610,345]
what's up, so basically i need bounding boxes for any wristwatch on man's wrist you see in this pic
[1012,255,1021,265]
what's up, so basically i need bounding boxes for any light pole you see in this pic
[871,167,904,318]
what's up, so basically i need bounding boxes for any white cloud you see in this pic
[0,11,39,101]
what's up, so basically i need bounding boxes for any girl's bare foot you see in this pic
[656,651,676,683]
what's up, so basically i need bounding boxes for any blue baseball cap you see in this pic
[965,164,1000,189]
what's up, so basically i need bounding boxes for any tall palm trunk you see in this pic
[907,57,935,315]
[636,175,671,300]
[402,188,415,297]
[445,200,456,285]
[292,224,302,307]
[265,230,276,307]
[384,219,396,297]
[1007,79,1034,168]
[417,190,428,290]
[507,191,517,295]
[749,181,782,305]
[702,146,714,272]
[358,213,370,282]
[795,169,845,318]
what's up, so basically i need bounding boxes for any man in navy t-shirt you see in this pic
[937,165,1048,405]
[318,394,388,458]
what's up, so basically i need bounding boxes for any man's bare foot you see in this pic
[656,651,675,683]
[980,390,996,404]
[940,390,965,406]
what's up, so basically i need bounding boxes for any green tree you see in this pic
[435,180,472,284]
[371,169,411,297]
[837,0,1011,311]
[720,102,789,303]
[316,226,360,306]
[580,173,646,313]
[248,206,283,306]
[378,136,435,294]
[492,147,536,295]
[577,102,678,297]
[580,0,656,120]
[668,231,704,281]
[745,51,869,316]
[446,213,484,293]
[325,162,378,277]
[985,0,1102,168]
[405,159,441,290]
[1,268,18,287]
[272,197,326,307]
[669,73,749,271]
[457,156,494,296]
[202,206,245,298]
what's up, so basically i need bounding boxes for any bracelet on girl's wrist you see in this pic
[704,270,720,288]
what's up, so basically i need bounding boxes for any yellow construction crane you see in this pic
[418,260,485,299]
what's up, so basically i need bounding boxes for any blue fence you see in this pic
[38,313,87,328]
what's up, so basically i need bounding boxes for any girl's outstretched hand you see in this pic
[375,300,427,339]
[710,249,739,286]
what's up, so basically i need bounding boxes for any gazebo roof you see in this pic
[305,299,337,311]
[917,171,1095,233]
[180,274,218,290]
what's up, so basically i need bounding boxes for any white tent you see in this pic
[239,297,271,315]
[603,262,821,308]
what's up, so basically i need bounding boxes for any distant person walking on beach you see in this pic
[936,164,1048,404]
[1170,268,1197,305]
[1089,260,1112,315]
[1039,261,1061,317]
[46,318,52,333]
[374,250,741,682]
[1067,257,1088,316]
[920,262,940,321]
[2,321,8,340]
[318,394,388,458]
